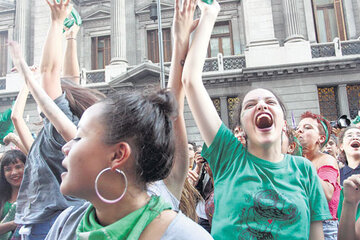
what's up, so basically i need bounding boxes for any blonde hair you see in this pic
[179,178,202,222]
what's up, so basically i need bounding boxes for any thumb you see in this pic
[190,18,200,32]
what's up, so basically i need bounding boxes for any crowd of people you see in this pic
[0,0,359,239]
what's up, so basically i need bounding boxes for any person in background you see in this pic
[296,111,340,240]
[323,134,340,164]
[338,174,360,240]
[0,150,26,240]
[9,1,104,238]
[339,127,360,186]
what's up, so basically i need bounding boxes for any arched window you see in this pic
[312,0,346,42]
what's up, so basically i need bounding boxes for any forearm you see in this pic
[182,9,221,146]
[164,38,189,199]
[0,221,16,235]
[11,85,34,154]
[40,21,63,99]
[320,179,335,202]
[63,38,80,83]
[14,52,76,142]
[338,201,358,240]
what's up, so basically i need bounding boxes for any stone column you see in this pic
[15,0,31,63]
[242,0,278,47]
[283,0,304,42]
[110,0,127,65]
[338,84,351,117]
[303,0,317,43]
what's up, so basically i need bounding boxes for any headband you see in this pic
[320,120,329,145]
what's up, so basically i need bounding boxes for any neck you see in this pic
[303,147,322,161]
[347,154,360,169]
[93,186,150,226]
[248,141,283,163]
[10,187,19,203]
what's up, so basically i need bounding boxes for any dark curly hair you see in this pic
[99,88,177,185]
[0,150,26,216]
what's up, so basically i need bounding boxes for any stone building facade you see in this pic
[0,0,359,147]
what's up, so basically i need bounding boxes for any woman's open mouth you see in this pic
[255,113,273,129]
[350,141,360,148]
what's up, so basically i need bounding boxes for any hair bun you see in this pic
[143,88,177,119]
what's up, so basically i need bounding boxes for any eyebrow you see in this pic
[243,97,277,105]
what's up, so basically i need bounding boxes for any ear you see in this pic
[288,142,296,154]
[110,142,131,171]
[318,135,326,145]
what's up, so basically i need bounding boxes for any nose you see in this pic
[296,128,303,135]
[62,141,71,156]
[257,100,268,111]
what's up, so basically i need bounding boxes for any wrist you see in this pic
[66,37,76,40]
[343,197,359,207]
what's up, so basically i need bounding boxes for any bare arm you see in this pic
[10,84,34,154]
[63,24,80,84]
[0,221,16,235]
[309,221,324,240]
[163,0,199,200]
[181,1,221,147]
[3,133,29,155]
[338,175,360,240]
[320,179,335,202]
[41,0,72,100]
[9,42,77,142]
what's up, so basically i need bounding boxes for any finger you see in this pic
[182,0,189,11]
[175,0,180,13]
[64,0,70,6]
[45,0,53,7]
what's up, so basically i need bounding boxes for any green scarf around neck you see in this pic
[76,196,171,240]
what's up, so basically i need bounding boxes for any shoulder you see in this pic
[45,202,90,240]
[160,212,213,240]
[318,153,339,169]
[287,154,312,169]
[139,209,177,240]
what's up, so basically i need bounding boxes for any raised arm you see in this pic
[3,132,28,155]
[10,82,34,154]
[41,0,72,100]
[181,0,221,147]
[9,42,77,142]
[338,174,360,240]
[63,24,80,84]
[163,0,199,200]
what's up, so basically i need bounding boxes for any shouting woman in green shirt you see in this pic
[181,0,332,239]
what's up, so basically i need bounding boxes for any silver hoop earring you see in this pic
[95,168,128,204]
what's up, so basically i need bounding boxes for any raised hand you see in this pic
[45,0,72,24]
[173,0,199,46]
[197,0,220,19]
[64,24,80,40]
[3,133,18,146]
[343,174,360,205]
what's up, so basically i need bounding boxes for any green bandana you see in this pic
[76,196,171,240]
[0,108,14,145]
[353,115,360,125]
[320,120,329,145]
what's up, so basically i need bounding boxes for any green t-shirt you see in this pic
[0,202,12,221]
[202,123,332,240]
[337,189,360,220]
